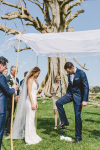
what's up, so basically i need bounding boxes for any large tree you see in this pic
[0,0,87,97]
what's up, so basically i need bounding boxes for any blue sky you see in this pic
[0,0,100,87]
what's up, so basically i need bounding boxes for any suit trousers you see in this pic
[5,103,16,133]
[56,94,82,139]
[0,113,6,150]
[5,108,11,133]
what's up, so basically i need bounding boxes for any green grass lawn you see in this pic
[2,98,100,150]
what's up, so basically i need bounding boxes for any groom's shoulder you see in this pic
[0,73,5,80]
[77,68,85,74]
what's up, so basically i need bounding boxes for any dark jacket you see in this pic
[20,79,24,86]
[6,74,19,109]
[0,73,15,114]
[66,68,89,104]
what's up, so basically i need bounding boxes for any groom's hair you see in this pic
[64,62,74,70]
[0,56,8,66]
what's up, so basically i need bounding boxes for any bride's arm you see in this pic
[27,78,36,110]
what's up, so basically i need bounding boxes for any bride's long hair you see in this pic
[26,67,40,84]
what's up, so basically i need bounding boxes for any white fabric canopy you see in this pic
[2,29,100,58]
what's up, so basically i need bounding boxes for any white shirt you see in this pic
[10,74,19,95]
[10,74,19,85]
[70,67,77,84]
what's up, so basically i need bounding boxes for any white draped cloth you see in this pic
[1,29,100,58]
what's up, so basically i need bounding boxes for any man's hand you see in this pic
[82,101,87,107]
[14,95,19,103]
[12,85,18,91]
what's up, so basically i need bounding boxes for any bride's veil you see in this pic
[9,70,30,139]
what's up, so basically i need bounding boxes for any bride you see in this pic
[7,67,42,145]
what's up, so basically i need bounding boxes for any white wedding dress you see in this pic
[6,80,42,145]
[25,81,42,144]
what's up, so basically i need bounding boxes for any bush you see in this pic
[90,86,100,93]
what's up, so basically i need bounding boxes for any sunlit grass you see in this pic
[2,98,100,150]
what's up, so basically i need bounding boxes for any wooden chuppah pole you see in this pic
[10,38,20,150]
[35,55,38,130]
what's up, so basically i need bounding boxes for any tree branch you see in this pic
[44,2,51,25]
[65,10,71,18]
[22,0,27,8]
[0,23,19,35]
[67,0,85,12]
[0,0,22,9]
[65,9,84,28]
[1,12,20,20]
[14,46,31,52]
[1,1,37,24]
[73,58,88,71]
[60,0,74,9]
[36,0,43,5]
[1,9,38,25]
[25,20,47,33]
[1,5,47,33]
[36,17,43,29]
[25,22,33,25]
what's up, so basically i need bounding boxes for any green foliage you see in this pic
[2,98,100,150]
[90,86,100,93]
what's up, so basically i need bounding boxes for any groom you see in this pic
[0,56,18,149]
[56,62,89,143]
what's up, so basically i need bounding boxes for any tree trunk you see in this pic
[38,57,68,98]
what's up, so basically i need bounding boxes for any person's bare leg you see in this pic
[54,109,58,129]
[59,116,61,125]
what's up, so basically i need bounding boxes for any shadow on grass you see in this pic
[85,119,100,124]
[83,129,100,138]
[37,118,59,137]
[90,130,100,137]
[37,118,74,138]
[84,112,100,116]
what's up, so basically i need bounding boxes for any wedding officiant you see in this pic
[51,75,66,129]
[4,66,19,136]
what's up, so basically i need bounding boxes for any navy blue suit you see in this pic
[0,73,15,149]
[56,68,89,139]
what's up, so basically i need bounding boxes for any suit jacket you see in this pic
[6,74,19,109]
[20,79,24,86]
[66,68,89,104]
[0,73,15,114]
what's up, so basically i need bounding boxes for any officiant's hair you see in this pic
[26,67,40,84]
[64,62,74,70]
[10,66,16,71]
[54,74,61,82]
